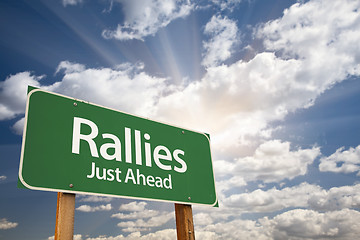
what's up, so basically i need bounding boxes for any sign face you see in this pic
[19,88,217,206]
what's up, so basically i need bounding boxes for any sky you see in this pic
[1,0,360,239]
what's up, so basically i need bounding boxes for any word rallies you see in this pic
[71,116,187,173]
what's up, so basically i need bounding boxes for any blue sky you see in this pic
[1,0,360,239]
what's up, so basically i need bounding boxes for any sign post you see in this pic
[55,192,75,240]
[175,203,195,240]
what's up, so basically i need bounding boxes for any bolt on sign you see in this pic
[19,88,217,206]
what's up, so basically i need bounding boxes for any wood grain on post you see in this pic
[175,203,195,240]
[55,192,76,240]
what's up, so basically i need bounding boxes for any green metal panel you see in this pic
[19,88,217,206]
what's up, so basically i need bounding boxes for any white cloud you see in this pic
[319,145,360,175]
[199,218,269,240]
[112,209,159,220]
[118,201,147,212]
[117,212,174,232]
[216,175,247,196]
[266,208,360,240]
[77,195,113,203]
[222,183,360,214]
[0,218,18,229]
[62,0,83,7]
[234,140,320,183]
[47,61,167,117]
[133,229,175,240]
[202,15,239,67]
[76,203,112,212]
[153,52,304,153]
[11,117,25,135]
[84,229,176,240]
[55,61,86,74]
[216,140,320,185]
[256,0,360,79]
[51,208,360,240]
[193,212,214,226]
[102,0,193,41]
[0,175,6,181]
[307,184,360,211]
[0,61,167,136]
[48,234,83,240]
[197,208,360,240]
[113,201,173,233]
[211,0,243,11]
[224,182,320,212]
[0,72,41,120]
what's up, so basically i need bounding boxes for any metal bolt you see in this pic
[73,102,77,106]
[188,231,192,234]
[69,184,74,188]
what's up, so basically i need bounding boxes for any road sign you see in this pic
[19,88,217,206]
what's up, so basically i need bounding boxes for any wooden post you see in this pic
[55,192,76,240]
[175,203,195,240]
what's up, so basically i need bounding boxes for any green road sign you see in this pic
[19,88,217,206]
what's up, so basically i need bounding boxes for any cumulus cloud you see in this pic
[256,0,360,80]
[118,201,147,212]
[55,61,86,74]
[82,229,176,240]
[216,175,247,195]
[211,0,243,11]
[117,212,174,232]
[112,209,159,220]
[102,0,193,41]
[266,208,360,240]
[223,182,360,213]
[76,204,112,212]
[0,218,18,229]
[307,184,360,211]
[61,0,83,7]
[112,201,173,233]
[234,140,320,183]
[224,182,320,212]
[48,234,83,240]
[11,117,25,135]
[50,208,360,240]
[0,61,167,135]
[197,208,360,240]
[0,72,41,120]
[199,218,269,240]
[202,15,239,67]
[319,145,360,175]
[47,61,167,117]
[193,182,360,231]
[215,140,320,185]
[77,195,113,203]
[193,212,214,226]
